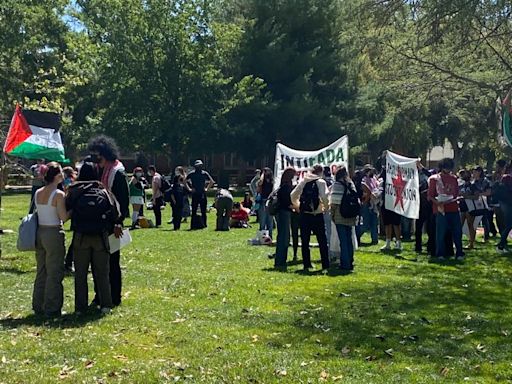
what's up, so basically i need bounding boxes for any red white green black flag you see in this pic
[499,91,512,148]
[3,105,66,162]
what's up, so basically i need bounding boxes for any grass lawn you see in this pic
[1,194,512,383]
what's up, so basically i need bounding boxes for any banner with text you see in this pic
[274,136,349,188]
[384,151,420,219]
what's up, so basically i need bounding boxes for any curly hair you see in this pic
[87,135,120,161]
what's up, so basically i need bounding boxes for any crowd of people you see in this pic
[23,133,512,317]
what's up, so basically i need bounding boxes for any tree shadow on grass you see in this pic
[0,311,105,329]
[0,266,29,275]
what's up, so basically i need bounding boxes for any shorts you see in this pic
[130,196,144,205]
[381,207,402,226]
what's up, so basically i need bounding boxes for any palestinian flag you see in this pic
[499,91,512,148]
[3,105,66,162]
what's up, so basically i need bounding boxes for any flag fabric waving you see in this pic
[3,106,66,162]
[499,91,512,148]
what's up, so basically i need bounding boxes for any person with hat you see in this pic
[186,160,215,229]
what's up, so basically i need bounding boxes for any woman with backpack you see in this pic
[33,162,69,317]
[274,168,296,270]
[257,167,275,239]
[329,166,359,271]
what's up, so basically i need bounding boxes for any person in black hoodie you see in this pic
[87,135,129,307]
[66,161,120,314]
[274,167,296,270]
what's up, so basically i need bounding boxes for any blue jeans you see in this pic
[498,203,512,249]
[435,212,464,257]
[361,205,378,243]
[336,224,354,270]
[324,212,332,246]
[259,201,273,238]
[275,210,291,268]
[401,217,412,240]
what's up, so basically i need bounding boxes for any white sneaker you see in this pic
[100,307,111,315]
[395,242,403,251]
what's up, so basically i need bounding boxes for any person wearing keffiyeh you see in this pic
[87,135,129,307]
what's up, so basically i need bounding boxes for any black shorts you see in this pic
[381,208,402,226]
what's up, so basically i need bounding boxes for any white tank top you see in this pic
[35,189,62,226]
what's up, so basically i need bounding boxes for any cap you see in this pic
[194,159,204,167]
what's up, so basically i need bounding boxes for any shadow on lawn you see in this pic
[0,311,105,329]
[0,266,29,275]
[283,272,510,365]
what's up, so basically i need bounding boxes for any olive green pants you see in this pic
[33,226,65,315]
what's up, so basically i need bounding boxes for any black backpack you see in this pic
[299,180,320,213]
[266,188,280,216]
[340,182,361,218]
[72,183,120,234]
[160,175,172,194]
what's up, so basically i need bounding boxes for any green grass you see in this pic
[1,194,512,383]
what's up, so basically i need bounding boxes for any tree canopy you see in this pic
[1,0,511,166]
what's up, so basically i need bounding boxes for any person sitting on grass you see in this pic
[230,202,250,228]
[241,192,253,212]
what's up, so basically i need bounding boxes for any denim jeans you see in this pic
[336,224,354,270]
[361,204,378,243]
[498,203,512,249]
[275,210,291,268]
[259,201,273,238]
[401,217,412,241]
[435,212,464,257]
[323,212,332,246]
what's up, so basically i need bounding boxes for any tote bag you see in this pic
[17,212,38,252]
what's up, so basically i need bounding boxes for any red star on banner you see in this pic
[392,166,407,210]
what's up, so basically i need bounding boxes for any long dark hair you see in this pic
[335,166,350,183]
[280,167,296,186]
[44,162,62,184]
[261,167,274,185]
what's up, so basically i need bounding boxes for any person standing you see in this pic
[250,169,261,199]
[360,166,380,245]
[257,168,275,238]
[66,161,120,315]
[186,160,215,229]
[87,135,129,307]
[291,164,330,271]
[427,158,464,260]
[329,166,358,271]
[148,165,164,228]
[128,167,146,229]
[29,159,46,213]
[496,161,512,253]
[215,187,233,231]
[274,168,296,270]
[170,174,186,230]
[33,162,68,317]
[415,161,432,253]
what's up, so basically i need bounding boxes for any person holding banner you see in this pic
[427,158,465,260]
[291,164,330,271]
[257,168,275,239]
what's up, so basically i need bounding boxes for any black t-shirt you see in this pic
[277,184,293,211]
[187,170,212,195]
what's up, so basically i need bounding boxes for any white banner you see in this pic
[384,151,420,219]
[273,136,349,188]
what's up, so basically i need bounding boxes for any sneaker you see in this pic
[395,242,403,251]
[100,307,112,315]
[380,244,391,251]
[496,246,507,254]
